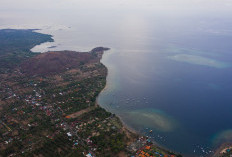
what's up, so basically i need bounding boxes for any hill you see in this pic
[21,51,97,76]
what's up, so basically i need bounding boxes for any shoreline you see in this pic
[97,50,140,136]
[0,28,181,156]
[212,142,232,157]
[22,27,177,155]
[96,50,140,141]
[97,50,181,156]
[27,28,178,155]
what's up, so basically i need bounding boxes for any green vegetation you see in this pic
[0,29,53,73]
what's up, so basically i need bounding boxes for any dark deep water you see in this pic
[1,0,232,156]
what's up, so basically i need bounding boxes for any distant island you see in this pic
[0,29,181,157]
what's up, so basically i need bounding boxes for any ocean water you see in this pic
[1,0,232,156]
[98,48,232,156]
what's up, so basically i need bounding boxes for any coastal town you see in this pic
[0,29,181,157]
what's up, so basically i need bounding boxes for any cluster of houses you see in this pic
[0,77,118,157]
[0,69,175,157]
[128,137,177,157]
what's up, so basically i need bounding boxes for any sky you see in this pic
[1,0,232,16]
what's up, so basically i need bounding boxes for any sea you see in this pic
[1,0,232,156]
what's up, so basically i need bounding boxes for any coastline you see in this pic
[97,50,139,136]
[97,50,181,157]
[28,28,179,156]
[212,143,232,157]
[97,50,140,141]
[0,29,183,156]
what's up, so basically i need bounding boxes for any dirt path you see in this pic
[67,105,97,118]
